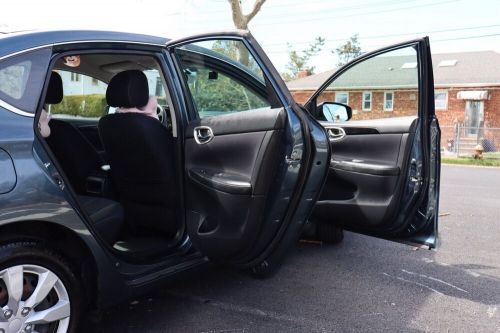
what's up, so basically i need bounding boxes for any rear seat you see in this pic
[43,71,124,245]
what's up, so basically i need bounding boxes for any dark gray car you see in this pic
[0,30,440,332]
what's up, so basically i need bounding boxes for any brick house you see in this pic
[287,51,500,152]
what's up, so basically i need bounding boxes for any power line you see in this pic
[433,33,500,42]
[262,0,419,11]
[186,0,462,27]
[245,0,422,19]
[251,0,462,26]
[200,0,421,14]
[261,24,500,48]
[264,33,500,54]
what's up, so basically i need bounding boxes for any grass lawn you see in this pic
[442,157,500,167]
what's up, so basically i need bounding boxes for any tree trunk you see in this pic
[227,0,266,66]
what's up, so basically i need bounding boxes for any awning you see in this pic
[456,90,489,100]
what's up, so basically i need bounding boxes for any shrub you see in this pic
[51,94,107,118]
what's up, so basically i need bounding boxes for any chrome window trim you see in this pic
[0,39,166,117]
[0,98,35,117]
[0,40,164,61]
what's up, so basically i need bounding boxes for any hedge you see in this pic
[51,94,107,118]
[50,94,168,118]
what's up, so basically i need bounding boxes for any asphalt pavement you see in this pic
[100,165,500,332]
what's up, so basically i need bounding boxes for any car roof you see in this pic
[0,30,169,58]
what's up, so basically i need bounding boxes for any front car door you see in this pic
[165,32,330,273]
[305,38,440,248]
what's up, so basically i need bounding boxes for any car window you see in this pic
[144,69,169,107]
[50,71,108,119]
[174,39,276,119]
[315,46,418,122]
[0,48,51,113]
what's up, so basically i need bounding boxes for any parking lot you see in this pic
[100,164,500,332]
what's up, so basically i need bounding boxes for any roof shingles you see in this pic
[286,51,500,90]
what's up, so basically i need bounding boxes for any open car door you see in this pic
[304,38,440,248]
[165,32,329,273]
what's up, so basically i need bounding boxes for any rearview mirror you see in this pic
[318,102,352,122]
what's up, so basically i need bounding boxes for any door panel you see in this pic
[51,117,104,153]
[74,123,103,151]
[168,33,328,267]
[184,108,286,260]
[315,117,417,229]
[305,38,439,248]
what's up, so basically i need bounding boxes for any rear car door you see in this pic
[304,38,440,248]
[165,32,329,272]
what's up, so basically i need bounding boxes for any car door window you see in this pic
[50,71,108,119]
[0,48,51,112]
[173,39,277,119]
[315,46,418,122]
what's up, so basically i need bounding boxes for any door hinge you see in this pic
[410,158,423,192]
[285,149,302,167]
[53,175,65,190]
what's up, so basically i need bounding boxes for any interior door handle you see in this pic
[326,127,346,142]
[194,126,214,144]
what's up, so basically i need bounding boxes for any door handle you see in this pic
[326,127,346,142]
[194,126,214,144]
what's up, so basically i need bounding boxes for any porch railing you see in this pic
[441,125,500,159]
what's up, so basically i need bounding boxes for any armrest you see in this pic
[331,159,400,176]
[188,168,252,195]
[86,170,113,197]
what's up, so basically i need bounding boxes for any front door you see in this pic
[165,32,329,272]
[464,100,484,136]
[305,37,440,248]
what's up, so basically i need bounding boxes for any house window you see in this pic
[434,90,448,110]
[155,77,163,97]
[384,91,394,111]
[70,73,80,82]
[362,92,372,111]
[335,92,349,105]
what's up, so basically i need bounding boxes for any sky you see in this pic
[1,0,499,73]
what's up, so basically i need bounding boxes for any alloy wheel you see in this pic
[0,265,70,333]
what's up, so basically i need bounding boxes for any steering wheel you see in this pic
[156,104,167,125]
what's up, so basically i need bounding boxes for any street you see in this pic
[101,165,500,332]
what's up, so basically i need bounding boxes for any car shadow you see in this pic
[94,231,500,332]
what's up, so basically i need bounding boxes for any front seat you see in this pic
[99,70,177,239]
[44,71,124,244]
[45,72,105,195]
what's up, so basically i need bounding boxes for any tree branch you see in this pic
[245,0,266,23]
[228,0,245,28]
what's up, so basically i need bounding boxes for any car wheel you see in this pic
[316,221,344,245]
[0,242,83,333]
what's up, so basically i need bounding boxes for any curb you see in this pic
[442,163,500,169]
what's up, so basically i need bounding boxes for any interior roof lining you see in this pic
[50,52,179,137]
[53,53,161,83]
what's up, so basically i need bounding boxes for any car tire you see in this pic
[0,241,84,333]
[316,221,344,245]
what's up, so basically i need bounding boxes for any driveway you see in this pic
[100,165,500,332]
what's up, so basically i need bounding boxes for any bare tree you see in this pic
[228,0,267,30]
[227,0,267,65]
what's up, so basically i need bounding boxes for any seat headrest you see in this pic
[45,72,63,105]
[106,70,149,108]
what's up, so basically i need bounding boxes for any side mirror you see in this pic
[318,102,352,122]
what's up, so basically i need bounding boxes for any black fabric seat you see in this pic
[78,196,124,244]
[47,119,105,194]
[44,72,124,245]
[44,73,105,195]
[99,70,177,238]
